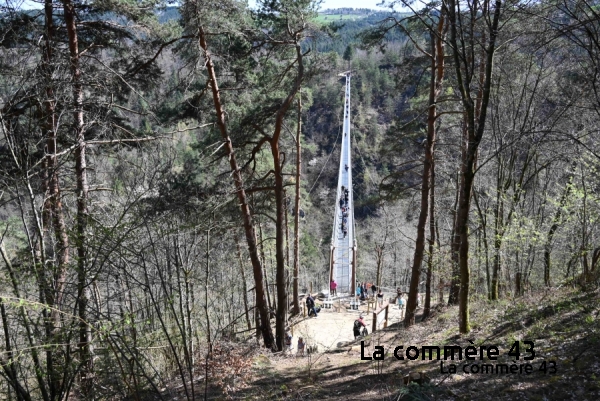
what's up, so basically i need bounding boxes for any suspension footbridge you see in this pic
[329,73,357,295]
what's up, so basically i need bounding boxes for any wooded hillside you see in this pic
[0,0,599,399]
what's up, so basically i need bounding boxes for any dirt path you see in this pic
[290,297,406,354]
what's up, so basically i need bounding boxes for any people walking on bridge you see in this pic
[345,164,349,171]
[330,280,337,296]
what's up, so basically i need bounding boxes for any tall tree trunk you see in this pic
[423,149,436,320]
[258,219,272,311]
[292,96,302,315]
[544,182,571,286]
[198,27,274,349]
[491,193,503,300]
[272,143,287,351]
[272,42,304,351]
[284,190,290,323]
[448,166,462,305]
[43,6,69,324]
[423,16,444,320]
[375,245,384,289]
[63,0,93,393]
[41,1,70,396]
[472,190,491,298]
[405,18,444,327]
[448,0,502,334]
[236,240,253,331]
[205,226,212,355]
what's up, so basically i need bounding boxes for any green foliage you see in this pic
[343,44,354,62]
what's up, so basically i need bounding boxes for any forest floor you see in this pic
[226,286,600,401]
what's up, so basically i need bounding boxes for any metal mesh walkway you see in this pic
[329,73,356,295]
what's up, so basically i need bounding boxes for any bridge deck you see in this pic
[330,74,355,294]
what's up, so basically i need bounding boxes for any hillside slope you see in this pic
[234,287,600,400]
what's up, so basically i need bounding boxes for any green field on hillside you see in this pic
[315,13,368,23]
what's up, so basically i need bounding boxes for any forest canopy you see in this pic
[1,0,600,399]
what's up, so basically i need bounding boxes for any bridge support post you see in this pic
[329,245,335,283]
[351,242,357,295]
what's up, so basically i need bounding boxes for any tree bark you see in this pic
[448,166,462,305]
[41,1,70,396]
[448,0,502,333]
[423,148,436,320]
[236,240,253,331]
[63,0,94,393]
[272,42,304,351]
[544,182,571,286]
[198,27,274,349]
[472,190,491,298]
[405,15,445,327]
[491,191,503,300]
[292,96,302,315]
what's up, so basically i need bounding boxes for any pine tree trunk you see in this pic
[41,1,69,396]
[273,143,287,351]
[267,42,304,351]
[63,0,94,393]
[292,97,302,315]
[198,27,274,349]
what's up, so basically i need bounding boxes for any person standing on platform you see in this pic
[397,293,405,318]
[330,280,337,297]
